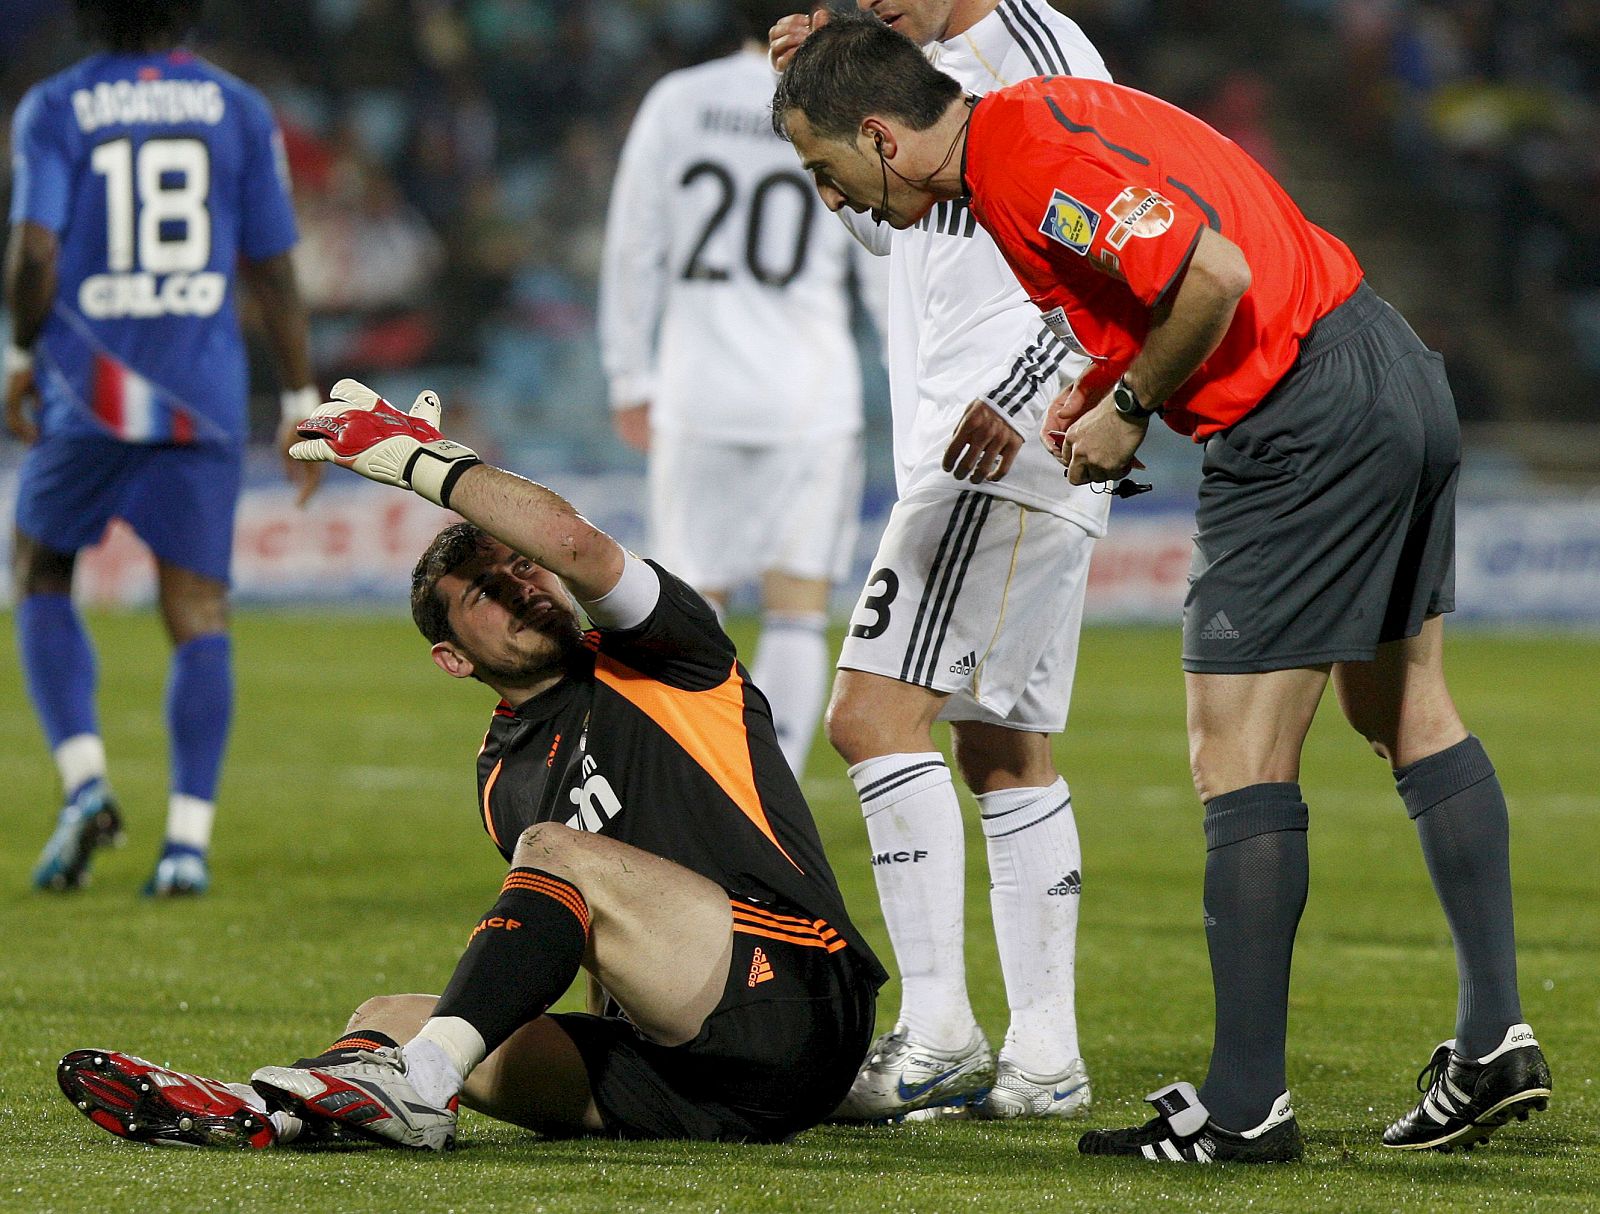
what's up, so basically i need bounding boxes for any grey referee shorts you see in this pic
[1183,281,1461,674]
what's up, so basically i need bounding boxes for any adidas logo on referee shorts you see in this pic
[1199,611,1240,641]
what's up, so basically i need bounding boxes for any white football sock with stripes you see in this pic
[751,610,828,777]
[850,752,976,1050]
[979,777,1083,1075]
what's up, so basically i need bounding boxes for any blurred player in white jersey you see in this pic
[599,0,874,777]
[771,0,1112,1121]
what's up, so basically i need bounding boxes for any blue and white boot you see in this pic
[143,842,210,897]
[33,778,125,891]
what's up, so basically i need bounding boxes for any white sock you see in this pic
[267,1110,303,1143]
[850,752,975,1050]
[222,1081,300,1145]
[751,611,828,776]
[165,793,215,851]
[404,1016,485,1107]
[979,777,1082,1075]
[55,734,106,798]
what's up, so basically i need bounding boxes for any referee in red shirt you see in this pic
[774,10,1550,1163]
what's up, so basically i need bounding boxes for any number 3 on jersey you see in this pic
[84,137,222,319]
[679,160,814,288]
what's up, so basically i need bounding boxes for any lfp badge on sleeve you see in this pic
[1039,189,1099,254]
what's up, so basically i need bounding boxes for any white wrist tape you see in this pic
[404,442,482,510]
[581,552,660,630]
[5,344,33,377]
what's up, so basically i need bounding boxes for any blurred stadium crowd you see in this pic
[1320,0,1600,406]
[3,0,1596,475]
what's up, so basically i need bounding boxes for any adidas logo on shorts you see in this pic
[747,947,774,987]
[948,651,978,676]
[1048,870,1081,896]
[1199,611,1240,641]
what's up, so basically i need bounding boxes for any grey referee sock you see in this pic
[1196,782,1309,1132]
[1396,735,1522,1058]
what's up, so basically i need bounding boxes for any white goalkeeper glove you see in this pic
[290,378,482,508]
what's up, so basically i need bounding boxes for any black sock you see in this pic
[432,867,591,1056]
[1396,735,1521,1057]
[293,1029,401,1069]
[1196,782,1309,1131]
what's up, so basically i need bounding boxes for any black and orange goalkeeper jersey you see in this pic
[474,561,886,986]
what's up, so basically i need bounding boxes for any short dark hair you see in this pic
[772,10,962,142]
[75,0,203,52]
[411,521,491,645]
[732,0,813,45]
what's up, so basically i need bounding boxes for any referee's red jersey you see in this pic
[962,76,1363,437]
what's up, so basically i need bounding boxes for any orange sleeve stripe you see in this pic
[733,922,849,952]
[596,654,801,872]
[481,759,504,849]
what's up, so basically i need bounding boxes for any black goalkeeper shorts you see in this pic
[549,910,876,1143]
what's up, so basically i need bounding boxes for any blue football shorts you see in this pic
[14,433,244,584]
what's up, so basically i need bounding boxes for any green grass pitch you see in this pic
[0,612,1594,1212]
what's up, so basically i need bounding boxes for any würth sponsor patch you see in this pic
[1104,186,1175,250]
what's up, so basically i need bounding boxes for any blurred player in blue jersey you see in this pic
[4,0,320,895]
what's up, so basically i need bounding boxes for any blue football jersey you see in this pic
[9,50,298,445]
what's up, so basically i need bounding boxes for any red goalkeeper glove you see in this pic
[290,378,481,508]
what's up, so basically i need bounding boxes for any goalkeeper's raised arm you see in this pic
[291,379,631,607]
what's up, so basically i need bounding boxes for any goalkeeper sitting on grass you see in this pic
[57,380,886,1150]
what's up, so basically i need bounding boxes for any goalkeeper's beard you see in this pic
[466,602,586,689]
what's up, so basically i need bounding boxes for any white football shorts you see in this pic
[836,482,1096,732]
[647,431,863,591]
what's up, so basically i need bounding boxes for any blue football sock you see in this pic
[17,593,99,753]
[166,633,233,803]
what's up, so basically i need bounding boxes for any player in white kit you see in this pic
[770,0,1112,1121]
[599,0,873,777]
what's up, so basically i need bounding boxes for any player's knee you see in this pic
[346,993,437,1035]
[510,821,588,878]
[1188,734,1230,803]
[823,691,876,765]
[160,596,229,644]
[12,536,74,597]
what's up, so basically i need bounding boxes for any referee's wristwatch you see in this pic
[1111,376,1161,421]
